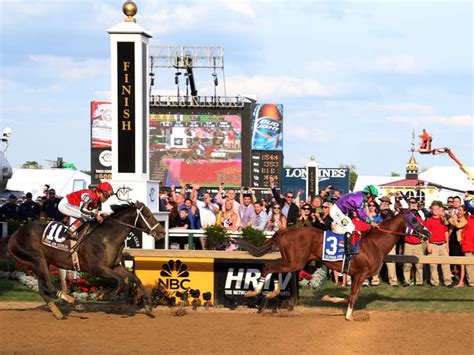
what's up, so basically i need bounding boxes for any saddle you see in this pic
[41,221,92,272]
[322,230,362,262]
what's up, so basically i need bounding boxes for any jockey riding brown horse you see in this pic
[7,202,164,319]
[237,210,430,321]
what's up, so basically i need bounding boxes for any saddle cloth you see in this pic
[42,221,74,252]
[322,231,361,262]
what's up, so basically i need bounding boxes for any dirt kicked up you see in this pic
[0,303,473,354]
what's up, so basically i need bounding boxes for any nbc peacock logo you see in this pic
[158,260,191,289]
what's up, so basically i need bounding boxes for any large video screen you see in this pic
[149,113,242,187]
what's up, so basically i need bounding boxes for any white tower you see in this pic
[108,2,167,248]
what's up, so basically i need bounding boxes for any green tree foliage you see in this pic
[21,161,41,169]
[339,164,358,191]
[241,226,267,247]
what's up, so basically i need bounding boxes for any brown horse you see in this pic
[7,202,164,319]
[237,210,430,320]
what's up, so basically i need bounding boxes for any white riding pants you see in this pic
[329,204,355,235]
[58,199,82,221]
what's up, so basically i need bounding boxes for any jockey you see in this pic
[329,185,380,258]
[58,182,114,236]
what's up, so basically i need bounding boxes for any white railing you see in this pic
[165,229,275,250]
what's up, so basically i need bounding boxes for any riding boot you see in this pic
[344,232,358,257]
[66,220,83,239]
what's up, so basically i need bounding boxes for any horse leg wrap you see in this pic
[255,276,265,294]
[265,280,281,299]
[47,301,65,320]
[245,276,265,298]
[57,290,75,304]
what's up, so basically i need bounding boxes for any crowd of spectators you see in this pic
[160,180,474,288]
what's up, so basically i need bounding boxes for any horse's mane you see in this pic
[109,202,137,216]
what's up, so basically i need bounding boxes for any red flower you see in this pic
[81,287,89,293]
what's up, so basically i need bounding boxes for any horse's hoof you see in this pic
[265,292,279,299]
[74,304,86,312]
[145,311,156,318]
[58,291,75,305]
[244,291,258,298]
[345,316,354,321]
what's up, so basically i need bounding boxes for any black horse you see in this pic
[7,202,164,319]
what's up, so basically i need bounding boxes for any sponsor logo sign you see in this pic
[134,257,214,302]
[214,260,297,304]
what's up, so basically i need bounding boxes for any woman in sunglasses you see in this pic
[296,203,314,228]
[265,204,287,231]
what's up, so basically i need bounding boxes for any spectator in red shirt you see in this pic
[403,198,426,286]
[461,211,474,286]
[425,201,452,287]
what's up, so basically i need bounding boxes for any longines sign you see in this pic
[282,167,350,197]
[117,42,135,173]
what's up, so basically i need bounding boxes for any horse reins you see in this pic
[110,206,161,234]
[374,226,407,237]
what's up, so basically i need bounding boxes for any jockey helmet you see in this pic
[96,182,114,196]
[363,185,378,196]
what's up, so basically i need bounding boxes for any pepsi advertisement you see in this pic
[251,104,283,151]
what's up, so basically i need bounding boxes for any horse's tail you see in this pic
[236,238,274,257]
[0,234,12,260]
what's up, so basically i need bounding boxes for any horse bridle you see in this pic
[376,210,430,240]
[112,206,161,236]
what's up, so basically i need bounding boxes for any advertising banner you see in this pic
[91,101,112,185]
[251,104,283,151]
[282,167,350,199]
[134,257,215,303]
[214,260,297,305]
[149,113,242,187]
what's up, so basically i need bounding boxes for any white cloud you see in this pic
[374,55,419,74]
[386,114,473,127]
[93,90,111,100]
[220,0,256,19]
[286,127,331,143]
[324,100,436,115]
[223,75,338,98]
[29,55,108,81]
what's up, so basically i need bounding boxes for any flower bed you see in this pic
[298,267,328,289]
[0,263,117,301]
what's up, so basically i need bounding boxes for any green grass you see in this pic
[0,279,42,302]
[299,282,474,312]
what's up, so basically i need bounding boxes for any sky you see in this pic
[1,0,473,177]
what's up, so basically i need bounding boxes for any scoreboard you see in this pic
[250,151,283,188]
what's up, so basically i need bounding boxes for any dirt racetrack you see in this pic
[0,302,473,354]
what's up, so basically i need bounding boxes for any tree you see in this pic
[339,164,358,191]
[21,161,42,169]
[390,172,400,177]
